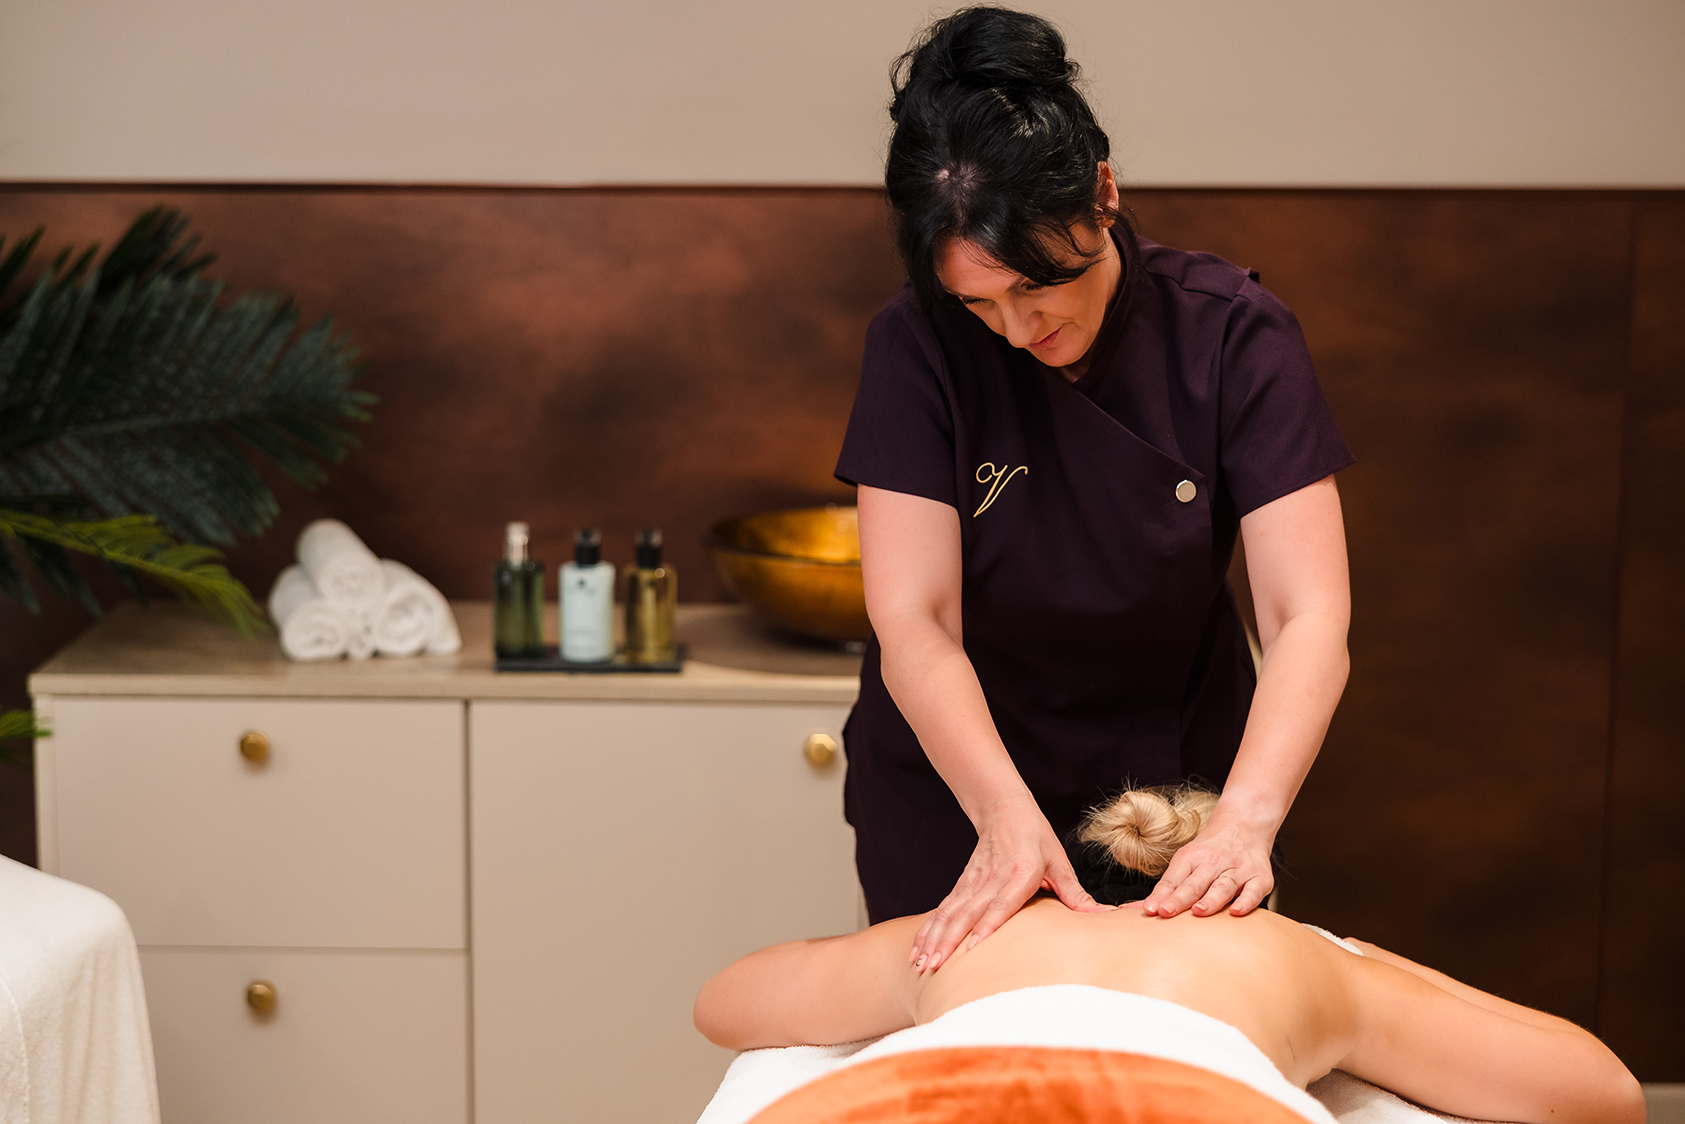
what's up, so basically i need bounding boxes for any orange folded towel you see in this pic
[747,1045,1313,1124]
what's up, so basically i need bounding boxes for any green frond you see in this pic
[0,208,373,547]
[0,708,45,769]
[0,507,267,636]
[0,709,47,742]
[97,206,214,293]
[0,230,44,306]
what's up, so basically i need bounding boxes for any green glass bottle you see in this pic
[493,521,545,659]
[623,527,677,663]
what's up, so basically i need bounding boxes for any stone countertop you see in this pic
[29,601,863,705]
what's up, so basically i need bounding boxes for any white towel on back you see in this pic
[700,986,1332,1124]
[372,560,461,656]
[698,980,1508,1124]
[296,519,385,622]
[848,987,1335,1122]
[268,564,374,661]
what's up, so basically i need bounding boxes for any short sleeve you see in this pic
[1219,281,1355,516]
[834,300,958,508]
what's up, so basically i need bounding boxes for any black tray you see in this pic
[494,644,687,674]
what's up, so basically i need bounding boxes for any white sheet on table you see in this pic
[0,855,160,1124]
[1308,1071,1499,1124]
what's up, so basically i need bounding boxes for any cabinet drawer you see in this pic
[471,700,858,1124]
[53,698,465,948]
[140,947,468,1124]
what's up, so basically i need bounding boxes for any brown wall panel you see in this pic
[0,186,900,600]
[1129,192,1630,1027]
[1599,198,1685,1080]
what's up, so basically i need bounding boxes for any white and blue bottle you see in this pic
[560,528,615,662]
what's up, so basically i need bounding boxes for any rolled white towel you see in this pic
[296,519,385,622]
[268,565,375,661]
[372,560,462,656]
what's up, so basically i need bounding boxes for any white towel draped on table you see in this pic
[0,855,160,1124]
[267,564,374,661]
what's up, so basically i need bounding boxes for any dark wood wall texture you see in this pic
[1,185,1679,1078]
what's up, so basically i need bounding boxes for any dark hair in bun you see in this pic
[886,6,1137,312]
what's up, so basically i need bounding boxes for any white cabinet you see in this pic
[32,603,863,1124]
[470,700,856,1124]
[44,694,471,1124]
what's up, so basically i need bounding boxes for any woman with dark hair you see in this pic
[834,7,1356,971]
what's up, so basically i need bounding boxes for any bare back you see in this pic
[907,897,1357,1085]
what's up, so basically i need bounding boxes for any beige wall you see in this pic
[1,0,1681,186]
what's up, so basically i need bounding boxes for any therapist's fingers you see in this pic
[1141,850,1212,918]
[912,857,997,967]
[913,805,1059,968]
[1189,871,1243,917]
[949,863,1043,960]
[931,854,1109,971]
[914,895,972,968]
[925,856,1039,971]
[916,880,1001,973]
[1227,873,1273,916]
[912,915,934,963]
[913,876,982,965]
[1138,850,1192,915]
[1044,853,1110,914]
[1154,875,1214,918]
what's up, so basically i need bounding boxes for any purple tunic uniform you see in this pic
[834,236,1355,923]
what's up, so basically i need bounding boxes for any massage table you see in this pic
[0,855,159,1124]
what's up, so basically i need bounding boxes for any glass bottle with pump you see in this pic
[493,521,545,659]
[560,527,615,663]
[623,527,676,663]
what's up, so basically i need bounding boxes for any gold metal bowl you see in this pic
[705,505,871,643]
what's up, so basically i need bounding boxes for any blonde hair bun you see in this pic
[1077,786,1219,877]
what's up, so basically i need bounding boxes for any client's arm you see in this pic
[694,914,926,1051]
[1339,946,1644,1124]
[1346,939,1567,1032]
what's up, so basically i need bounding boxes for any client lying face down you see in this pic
[695,787,1642,1124]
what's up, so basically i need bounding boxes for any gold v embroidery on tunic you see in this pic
[973,462,1029,517]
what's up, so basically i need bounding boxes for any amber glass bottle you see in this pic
[623,527,676,663]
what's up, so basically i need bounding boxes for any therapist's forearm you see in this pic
[875,612,1035,824]
[1212,608,1348,835]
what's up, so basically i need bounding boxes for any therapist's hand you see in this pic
[1140,812,1275,918]
[911,796,1108,974]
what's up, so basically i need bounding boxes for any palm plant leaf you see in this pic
[96,207,215,292]
[0,207,374,548]
[0,710,45,742]
[0,507,264,634]
[0,707,45,768]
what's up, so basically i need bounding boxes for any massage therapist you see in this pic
[835,8,1355,972]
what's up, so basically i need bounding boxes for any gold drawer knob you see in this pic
[239,730,270,765]
[245,980,277,1015]
[803,733,838,768]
